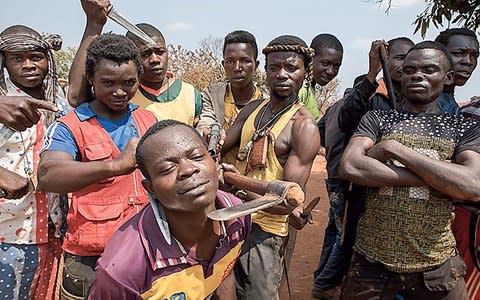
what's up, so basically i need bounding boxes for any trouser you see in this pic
[235,223,286,300]
[0,227,62,300]
[60,252,99,300]
[341,252,468,300]
[313,178,347,290]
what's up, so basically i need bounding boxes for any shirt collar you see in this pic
[74,102,139,122]
[141,191,239,271]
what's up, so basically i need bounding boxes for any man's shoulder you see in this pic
[97,206,151,286]
[237,98,266,120]
[204,81,229,92]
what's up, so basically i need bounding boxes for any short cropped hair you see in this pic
[435,28,478,46]
[85,33,143,78]
[223,30,258,60]
[310,33,343,54]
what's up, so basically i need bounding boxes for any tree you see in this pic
[377,0,480,37]
[168,44,225,91]
[53,47,77,93]
[54,47,77,81]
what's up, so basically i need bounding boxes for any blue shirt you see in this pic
[43,102,140,160]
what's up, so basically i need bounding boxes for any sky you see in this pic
[1,0,478,102]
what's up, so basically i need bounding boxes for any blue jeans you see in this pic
[313,179,347,290]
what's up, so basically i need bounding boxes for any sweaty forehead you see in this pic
[404,48,446,67]
[143,126,204,159]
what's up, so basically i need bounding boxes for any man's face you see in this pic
[135,36,169,85]
[266,51,305,99]
[401,48,453,105]
[387,40,414,83]
[4,50,48,89]
[141,126,218,213]
[444,34,479,86]
[88,58,139,113]
[223,43,258,89]
[312,47,342,86]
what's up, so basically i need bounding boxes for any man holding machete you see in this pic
[88,119,304,300]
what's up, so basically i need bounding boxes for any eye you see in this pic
[10,56,22,63]
[154,49,166,56]
[192,154,204,161]
[31,54,45,62]
[424,67,436,74]
[286,65,298,72]
[125,79,137,86]
[402,67,414,75]
[158,164,176,175]
[267,65,279,72]
[451,50,465,57]
[241,58,252,64]
[102,80,113,86]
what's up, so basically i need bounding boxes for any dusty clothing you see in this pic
[354,109,480,273]
[235,98,303,237]
[89,191,250,300]
[235,224,285,300]
[131,72,202,126]
[234,98,303,300]
[198,81,264,164]
[456,96,480,300]
[52,105,156,256]
[0,79,67,300]
[198,81,264,131]
[341,252,467,300]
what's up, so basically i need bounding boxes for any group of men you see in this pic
[1,0,480,300]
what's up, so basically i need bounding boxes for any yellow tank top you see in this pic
[132,82,195,125]
[222,85,261,165]
[236,98,303,236]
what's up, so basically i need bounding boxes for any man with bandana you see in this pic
[0,24,69,300]
[223,35,320,299]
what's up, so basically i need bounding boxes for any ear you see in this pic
[255,60,259,70]
[141,178,154,195]
[444,70,454,86]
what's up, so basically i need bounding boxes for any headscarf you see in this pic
[0,30,62,125]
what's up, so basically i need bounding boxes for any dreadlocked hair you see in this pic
[262,35,315,87]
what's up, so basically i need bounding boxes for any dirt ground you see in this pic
[281,155,330,299]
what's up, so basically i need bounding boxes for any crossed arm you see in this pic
[340,136,480,202]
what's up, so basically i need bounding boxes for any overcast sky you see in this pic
[1,0,478,102]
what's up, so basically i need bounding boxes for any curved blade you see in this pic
[107,7,157,46]
[208,196,283,221]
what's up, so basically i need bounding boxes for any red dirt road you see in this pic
[282,155,330,299]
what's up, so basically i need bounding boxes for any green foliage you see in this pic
[53,47,77,81]
[377,0,480,38]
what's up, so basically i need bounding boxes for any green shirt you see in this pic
[298,81,320,120]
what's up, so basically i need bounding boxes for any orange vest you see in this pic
[58,108,156,256]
